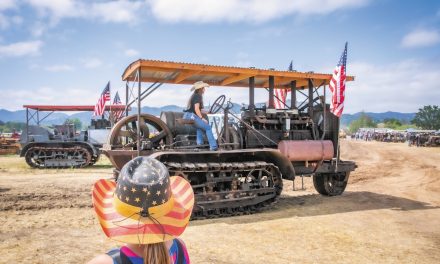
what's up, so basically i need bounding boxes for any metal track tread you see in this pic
[164,160,283,220]
[24,146,92,169]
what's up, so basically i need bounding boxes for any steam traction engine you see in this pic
[103,59,357,219]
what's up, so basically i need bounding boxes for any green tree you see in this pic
[411,105,440,130]
[349,112,377,133]
[0,121,26,133]
[383,118,402,129]
[64,118,82,131]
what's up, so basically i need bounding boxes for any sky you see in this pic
[0,0,439,114]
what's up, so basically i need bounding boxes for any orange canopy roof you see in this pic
[122,59,354,89]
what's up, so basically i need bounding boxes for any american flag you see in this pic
[274,88,287,109]
[93,82,111,117]
[329,43,348,117]
[112,91,124,121]
[273,61,293,109]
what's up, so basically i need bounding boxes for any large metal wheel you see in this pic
[108,114,173,150]
[24,147,44,168]
[313,172,349,196]
[239,163,283,195]
[70,147,92,168]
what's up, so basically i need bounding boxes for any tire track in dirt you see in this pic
[0,188,92,211]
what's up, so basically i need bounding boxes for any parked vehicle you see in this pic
[103,59,357,219]
[0,131,21,155]
[20,105,126,168]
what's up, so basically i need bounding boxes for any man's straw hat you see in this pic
[190,81,209,92]
[92,156,194,244]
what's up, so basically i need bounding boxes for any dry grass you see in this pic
[1,141,440,263]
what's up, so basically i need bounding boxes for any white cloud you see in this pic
[44,64,75,72]
[0,0,16,11]
[1,86,94,111]
[124,49,140,57]
[0,14,22,30]
[11,15,23,24]
[27,0,78,17]
[26,0,79,25]
[90,1,143,23]
[0,40,43,57]
[26,0,144,25]
[30,22,47,37]
[0,14,8,29]
[343,59,440,113]
[147,0,369,23]
[82,58,102,69]
[401,29,440,48]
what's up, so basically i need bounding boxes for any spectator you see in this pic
[87,156,193,264]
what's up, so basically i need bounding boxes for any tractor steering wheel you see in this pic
[209,95,226,114]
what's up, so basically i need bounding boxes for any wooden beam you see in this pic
[133,76,332,89]
[173,70,202,83]
[221,74,254,86]
[262,76,299,88]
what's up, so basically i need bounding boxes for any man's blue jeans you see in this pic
[183,112,218,150]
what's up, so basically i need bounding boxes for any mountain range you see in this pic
[340,111,415,126]
[0,106,415,128]
[0,105,184,127]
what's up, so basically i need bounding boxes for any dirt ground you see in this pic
[1,140,439,263]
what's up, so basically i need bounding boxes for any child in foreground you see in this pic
[87,156,193,264]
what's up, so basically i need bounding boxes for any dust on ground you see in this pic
[0,140,439,263]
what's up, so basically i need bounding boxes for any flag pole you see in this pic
[335,116,340,172]
[332,42,348,173]
[137,69,141,156]
[322,85,326,140]
[110,91,113,126]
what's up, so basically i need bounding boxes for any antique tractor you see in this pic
[0,131,20,155]
[103,59,357,219]
[20,105,126,168]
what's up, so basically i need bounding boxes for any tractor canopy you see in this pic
[122,59,355,89]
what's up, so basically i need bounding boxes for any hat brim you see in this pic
[190,83,209,92]
[92,176,194,244]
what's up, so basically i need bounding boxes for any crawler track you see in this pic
[164,161,283,220]
[24,146,92,168]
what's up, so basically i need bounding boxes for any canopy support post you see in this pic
[308,79,314,117]
[268,76,274,109]
[249,76,255,117]
[290,80,297,109]
[26,107,29,143]
[137,68,141,156]
[322,85,327,140]
[125,82,129,117]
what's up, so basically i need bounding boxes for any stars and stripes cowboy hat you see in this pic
[92,156,194,244]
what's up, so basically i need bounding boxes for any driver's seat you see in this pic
[175,118,195,125]
[160,111,197,136]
